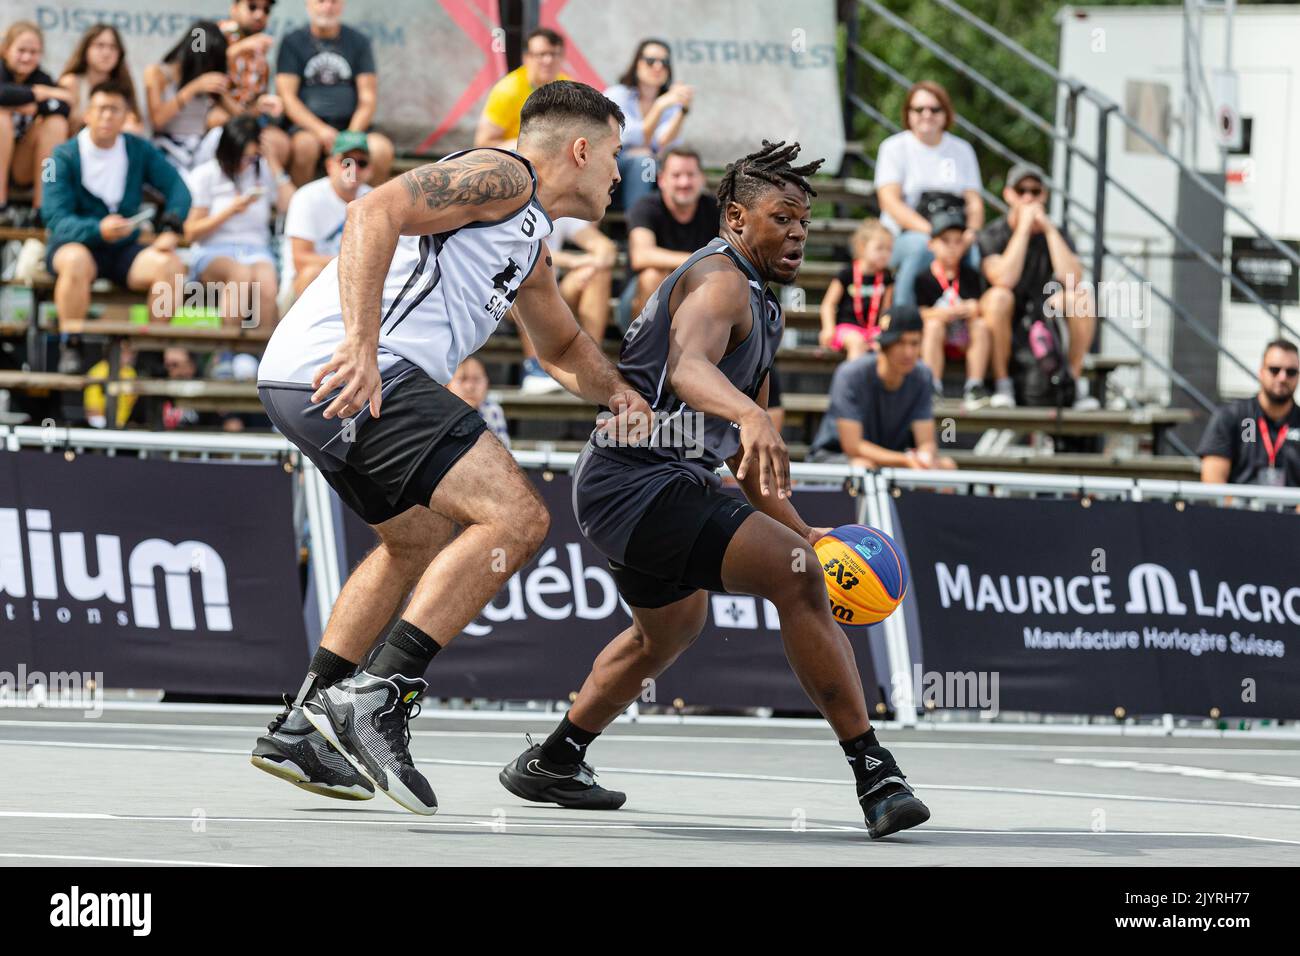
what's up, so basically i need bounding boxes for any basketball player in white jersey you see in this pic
[250,81,651,814]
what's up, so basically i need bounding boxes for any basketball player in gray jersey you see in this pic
[249,82,651,815]
[500,142,930,839]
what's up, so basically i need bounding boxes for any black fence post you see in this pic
[1062,83,1080,232]
[841,0,860,179]
[1093,103,1115,309]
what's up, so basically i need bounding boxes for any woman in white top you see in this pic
[874,80,984,307]
[144,21,240,173]
[602,39,691,211]
[183,114,293,328]
[57,24,144,136]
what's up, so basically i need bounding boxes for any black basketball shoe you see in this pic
[250,698,375,800]
[499,734,627,810]
[855,746,930,839]
[302,671,438,815]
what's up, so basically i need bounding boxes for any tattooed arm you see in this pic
[310,150,532,419]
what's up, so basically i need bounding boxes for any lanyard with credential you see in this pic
[1259,417,1290,469]
[851,260,886,332]
[930,260,960,303]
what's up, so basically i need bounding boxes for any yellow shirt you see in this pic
[481,67,571,140]
[83,360,137,428]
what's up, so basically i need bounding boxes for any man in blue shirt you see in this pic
[810,304,956,469]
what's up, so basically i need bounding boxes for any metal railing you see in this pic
[6,426,1297,724]
[845,0,1300,417]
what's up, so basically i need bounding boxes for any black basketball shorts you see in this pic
[259,359,487,525]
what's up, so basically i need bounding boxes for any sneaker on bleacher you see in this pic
[962,382,992,410]
[990,377,1016,408]
[520,356,563,395]
[1072,377,1101,412]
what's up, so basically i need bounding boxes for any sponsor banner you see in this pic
[14,1,503,154]
[895,491,1300,718]
[0,451,308,696]
[543,0,845,169]
[339,471,878,711]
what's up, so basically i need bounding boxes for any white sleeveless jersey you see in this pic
[257,149,552,387]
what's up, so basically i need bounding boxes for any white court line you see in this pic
[0,851,257,867]
[35,701,1300,740]
[0,720,1296,758]
[2,737,1300,813]
[0,811,1295,846]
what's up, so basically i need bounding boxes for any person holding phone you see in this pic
[184,114,293,328]
[41,81,190,332]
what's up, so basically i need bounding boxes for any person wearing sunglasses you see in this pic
[1199,339,1300,487]
[978,162,1097,410]
[874,80,983,309]
[282,129,373,298]
[217,0,292,171]
[603,39,692,210]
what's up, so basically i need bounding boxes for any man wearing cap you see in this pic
[281,129,373,299]
[808,304,956,469]
[978,162,1098,410]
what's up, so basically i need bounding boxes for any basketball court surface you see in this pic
[2,705,1296,866]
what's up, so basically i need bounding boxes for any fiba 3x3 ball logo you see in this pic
[816,525,908,628]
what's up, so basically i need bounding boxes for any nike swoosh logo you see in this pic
[527,759,577,779]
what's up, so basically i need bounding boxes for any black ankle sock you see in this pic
[309,647,357,687]
[290,648,357,706]
[369,619,442,679]
[541,713,600,766]
[839,729,882,787]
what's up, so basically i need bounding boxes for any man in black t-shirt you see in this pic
[978,162,1098,409]
[1198,339,1300,487]
[627,146,719,314]
[275,0,394,184]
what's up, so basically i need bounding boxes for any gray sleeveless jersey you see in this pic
[573,238,783,564]
[604,237,783,469]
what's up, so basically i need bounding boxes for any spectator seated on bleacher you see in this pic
[41,81,190,333]
[914,209,993,409]
[144,21,240,174]
[448,356,510,448]
[808,304,954,470]
[979,162,1098,410]
[518,215,616,394]
[276,0,393,185]
[58,25,145,139]
[158,346,229,431]
[627,145,719,316]
[875,80,983,308]
[819,218,894,361]
[603,38,691,212]
[1198,339,1300,487]
[1,22,72,226]
[183,115,294,329]
[475,28,569,151]
[282,130,372,300]
[218,0,292,169]
[82,340,138,428]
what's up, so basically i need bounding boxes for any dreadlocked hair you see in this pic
[716,140,824,210]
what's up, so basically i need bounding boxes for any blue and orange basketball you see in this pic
[814,524,909,629]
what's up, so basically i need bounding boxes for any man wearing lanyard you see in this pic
[1198,339,1300,487]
